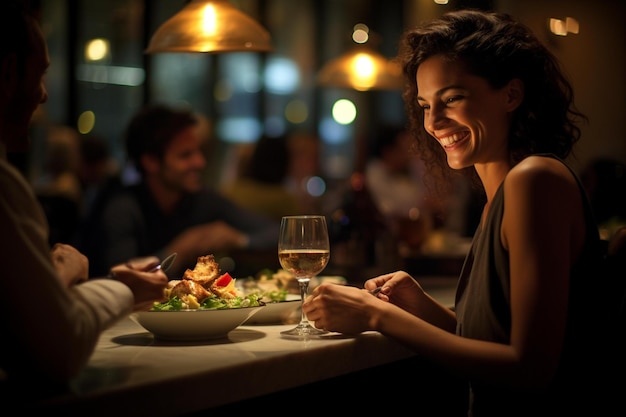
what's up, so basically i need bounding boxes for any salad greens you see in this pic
[250,289,287,302]
[151,294,263,311]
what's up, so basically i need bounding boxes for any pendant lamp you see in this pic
[145,0,272,53]
[317,24,402,91]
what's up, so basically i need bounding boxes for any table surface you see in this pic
[27,321,414,416]
[20,275,459,416]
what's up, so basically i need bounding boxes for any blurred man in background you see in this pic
[90,104,279,278]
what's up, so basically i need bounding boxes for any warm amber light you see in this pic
[318,46,403,91]
[549,17,580,36]
[85,38,110,61]
[549,18,567,36]
[145,0,272,54]
[201,4,217,35]
[566,17,580,34]
[354,54,374,75]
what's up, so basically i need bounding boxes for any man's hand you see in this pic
[50,243,89,287]
[109,256,168,311]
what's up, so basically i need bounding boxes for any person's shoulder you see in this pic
[504,155,582,214]
[0,159,29,197]
[507,155,576,190]
[1,159,47,221]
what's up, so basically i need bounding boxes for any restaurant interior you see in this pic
[23,0,626,283]
[8,0,626,414]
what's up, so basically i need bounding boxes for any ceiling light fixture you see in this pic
[317,24,402,91]
[548,17,580,36]
[145,0,272,54]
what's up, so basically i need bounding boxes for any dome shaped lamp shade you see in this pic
[145,0,272,54]
[317,46,403,91]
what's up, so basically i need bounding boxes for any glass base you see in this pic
[280,322,328,339]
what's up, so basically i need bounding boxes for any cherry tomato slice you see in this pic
[214,272,233,287]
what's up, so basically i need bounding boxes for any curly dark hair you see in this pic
[398,9,587,195]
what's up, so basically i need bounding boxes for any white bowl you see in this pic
[133,306,264,341]
[243,295,301,325]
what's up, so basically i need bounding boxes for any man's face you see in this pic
[155,126,207,194]
[4,19,49,151]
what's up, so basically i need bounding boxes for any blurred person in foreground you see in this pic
[0,1,167,392]
[303,9,620,415]
[92,104,279,278]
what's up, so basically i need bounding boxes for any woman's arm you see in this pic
[305,156,586,389]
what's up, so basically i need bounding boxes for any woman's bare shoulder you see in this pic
[506,155,576,192]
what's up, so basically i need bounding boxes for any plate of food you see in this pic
[242,294,301,325]
[133,255,265,340]
[236,269,299,325]
[236,269,347,325]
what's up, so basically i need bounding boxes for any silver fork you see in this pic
[149,252,177,273]
[369,286,383,296]
[107,252,177,278]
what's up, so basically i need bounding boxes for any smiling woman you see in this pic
[300,9,621,416]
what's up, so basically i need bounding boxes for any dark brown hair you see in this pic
[124,104,198,175]
[398,9,587,195]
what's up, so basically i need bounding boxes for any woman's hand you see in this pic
[50,243,89,287]
[364,270,426,317]
[303,283,382,334]
[367,271,456,331]
[109,256,168,311]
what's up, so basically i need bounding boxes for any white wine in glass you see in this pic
[278,215,330,338]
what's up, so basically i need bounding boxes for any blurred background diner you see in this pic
[220,133,304,221]
[13,0,626,282]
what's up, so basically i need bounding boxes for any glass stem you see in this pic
[298,278,310,325]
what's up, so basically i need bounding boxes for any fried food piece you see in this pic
[162,279,182,300]
[183,255,220,286]
[170,279,212,304]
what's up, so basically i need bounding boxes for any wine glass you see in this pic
[278,215,330,338]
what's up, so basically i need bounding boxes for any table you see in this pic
[23,320,417,416]
[15,277,463,416]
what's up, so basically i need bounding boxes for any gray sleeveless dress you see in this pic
[454,155,613,416]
